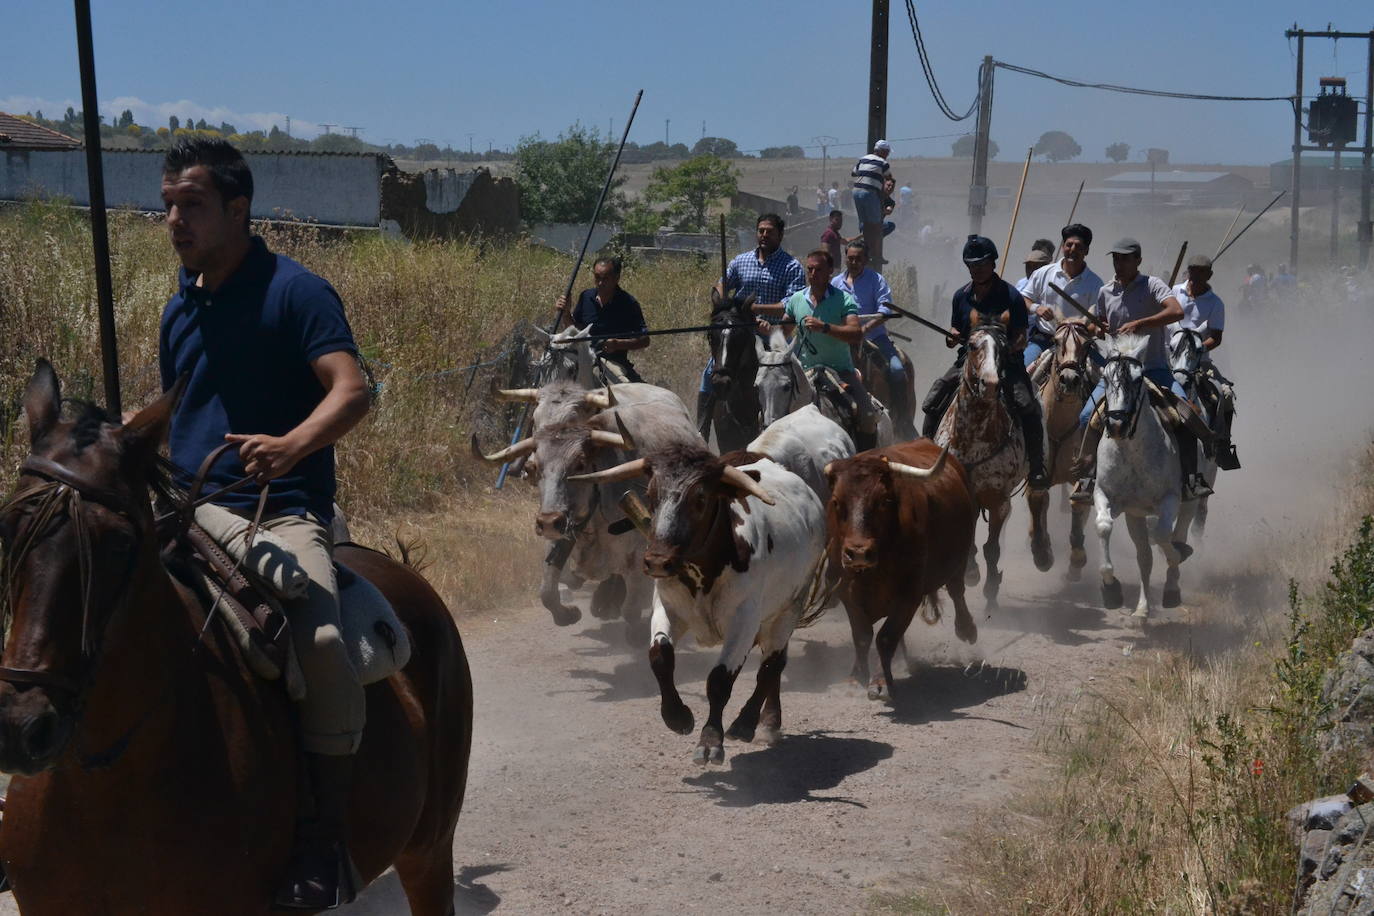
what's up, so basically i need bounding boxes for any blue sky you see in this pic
[4,0,1370,164]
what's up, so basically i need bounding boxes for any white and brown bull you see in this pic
[570,442,826,764]
[824,440,978,701]
[747,404,855,502]
[474,383,704,630]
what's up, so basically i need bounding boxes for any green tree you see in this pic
[64,106,77,124]
[1105,141,1130,163]
[195,118,208,131]
[951,134,999,158]
[1033,130,1082,162]
[759,145,805,159]
[312,133,367,153]
[644,154,739,232]
[117,109,134,129]
[515,124,626,224]
[692,136,739,158]
[169,115,180,131]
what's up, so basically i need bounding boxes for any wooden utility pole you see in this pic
[968,55,994,235]
[867,0,889,153]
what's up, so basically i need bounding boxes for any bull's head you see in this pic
[824,446,948,571]
[569,443,773,580]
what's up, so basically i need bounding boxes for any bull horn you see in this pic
[722,465,775,505]
[885,444,950,480]
[470,433,536,465]
[613,413,638,452]
[583,389,611,410]
[588,429,628,449]
[604,384,617,407]
[567,457,648,485]
[497,388,540,403]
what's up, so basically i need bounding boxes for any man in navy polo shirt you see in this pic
[157,138,370,910]
[919,235,1048,489]
[554,255,649,382]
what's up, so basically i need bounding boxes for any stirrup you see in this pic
[272,840,358,910]
[1069,478,1095,504]
[1183,475,1214,502]
[1216,442,1241,471]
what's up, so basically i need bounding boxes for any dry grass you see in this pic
[0,200,718,612]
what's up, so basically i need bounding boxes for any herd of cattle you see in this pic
[470,310,1211,764]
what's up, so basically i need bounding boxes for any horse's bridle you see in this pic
[1169,328,1206,401]
[1102,353,1146,438]
[1051,323,1093,401]
[961,324,1007,398]
[0,456,144,700]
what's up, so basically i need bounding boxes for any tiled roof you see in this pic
[1104,170,1235,184]
[0,112,82,150]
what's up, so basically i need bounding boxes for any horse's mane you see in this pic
[1109,332,1150,361]
[67,398,112,452]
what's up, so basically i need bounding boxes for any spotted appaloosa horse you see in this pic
[935,317,1027,611]
[0,361,472,915]
[1093,334,1192,618]
[1026,319,1096,577]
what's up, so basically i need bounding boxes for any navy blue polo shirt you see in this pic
[159,237,358,523]
[949,277,1029,344]
[571,287,648,340]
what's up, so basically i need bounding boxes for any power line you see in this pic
[902,0,983,121]
[993,60,1294,105]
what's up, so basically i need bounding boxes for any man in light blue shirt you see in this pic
[831,240,912,436]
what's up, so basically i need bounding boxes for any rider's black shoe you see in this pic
[1183,474,1214,502]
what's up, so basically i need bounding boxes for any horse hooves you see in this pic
[589,577,626,620]
[693,743,725,766]
[965,567,982,586]
[1033,549,1055,573]
[1171,541,1195,563]
[1162,588,1182,609]
[955,618,979,645]
[725,717,757,743]
[661,702,694,735]
[548,604,582,626]
[867,677,890,703]
[1065,565,1083,583]
[1101,580,1124,610]
[756,726,782,748]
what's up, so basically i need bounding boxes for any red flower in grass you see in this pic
[1251,758,1265,777]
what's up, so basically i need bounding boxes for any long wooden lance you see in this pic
[1213,190,1286,264]
[1215,203,1246,260]
[881,302,962,344]
[1047,281,1106,333]
[1001,147,1032,271]
[74,0,121,415]
[1053,180,1085,259]
[496,89,643,489]
[1167,241,1188,287]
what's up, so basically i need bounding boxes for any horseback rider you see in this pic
[1169,254,1240,471]
[554,255,651,383]
[1021,224,1105,369]
[157,138,370,909]
[1070,238,1214,505]
[831,239,915,437]
[700,212,805,422]
[761,247,878,449]
[920,235,1050,489]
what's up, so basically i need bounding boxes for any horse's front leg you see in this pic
[1125,514,1154,619]
[1027,487,1054,572]
[982,499,1011,611]
[1067,498,1090,581]
[1095,490,1123,610]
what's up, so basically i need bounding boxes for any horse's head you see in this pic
[964,311,1009,402]
[1168,326,1207,387]
[1102,333,1149,439]
[535,324,596,388]
[707,288,758,394]
[753,328,808,427]
[0,361,181,774]
[1051,319,1095,398]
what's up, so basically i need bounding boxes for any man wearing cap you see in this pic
[1170,254,1239,471]
[851,140,894,266]
[920,234,1049,489]
[1071,238,1212,504]
[1021,224,1105,368]
[832,239,914,437]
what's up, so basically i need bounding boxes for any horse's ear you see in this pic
[969,308,984,326]
[753,333,768,362]
[999,310,1011,327]
[711,287,723,309]
[24,359,62,447]
[743,293,757,309]
[122,374,187,459]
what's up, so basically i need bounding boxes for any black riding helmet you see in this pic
[962,234,998,264]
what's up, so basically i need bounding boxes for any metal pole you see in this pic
[1357,32,1374,265]
[867,0,889,153]
[1332,143,1343,262]
[968,56,993,235]
[73,0,121,415]
[1290,30,1304,273]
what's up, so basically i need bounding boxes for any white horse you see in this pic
[753,328,893,449]
[1168,327,1220,540]
[1094,333,1193,618]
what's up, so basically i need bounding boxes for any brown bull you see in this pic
[824,440,978,702]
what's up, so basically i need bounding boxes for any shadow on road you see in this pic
[680,730,893,808]
[352,863,508,915]
[881,663,1029,726]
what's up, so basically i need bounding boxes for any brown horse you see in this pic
[0,361,472,915]
[1025,319,1096,577]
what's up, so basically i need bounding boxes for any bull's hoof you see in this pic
[548,603,582,627]
[867,676,891,703]
[590,575,626,620]
[1101,579,1123,610]
[1162,587,1182,609]
[1171,541,1195,564]
[661,700,694,735]
[1131,605,1151,620]
[725,714,758,743]
[954,615,978,645]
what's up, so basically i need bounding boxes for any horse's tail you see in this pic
[920,591,942,626]
[390,534,432,573]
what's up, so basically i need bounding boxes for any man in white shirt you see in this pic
[1169,254,1238,470]
[1021,224,1105,369]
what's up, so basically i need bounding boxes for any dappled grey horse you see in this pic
[1169,327,1220,540]
[1094,333,1193,618]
